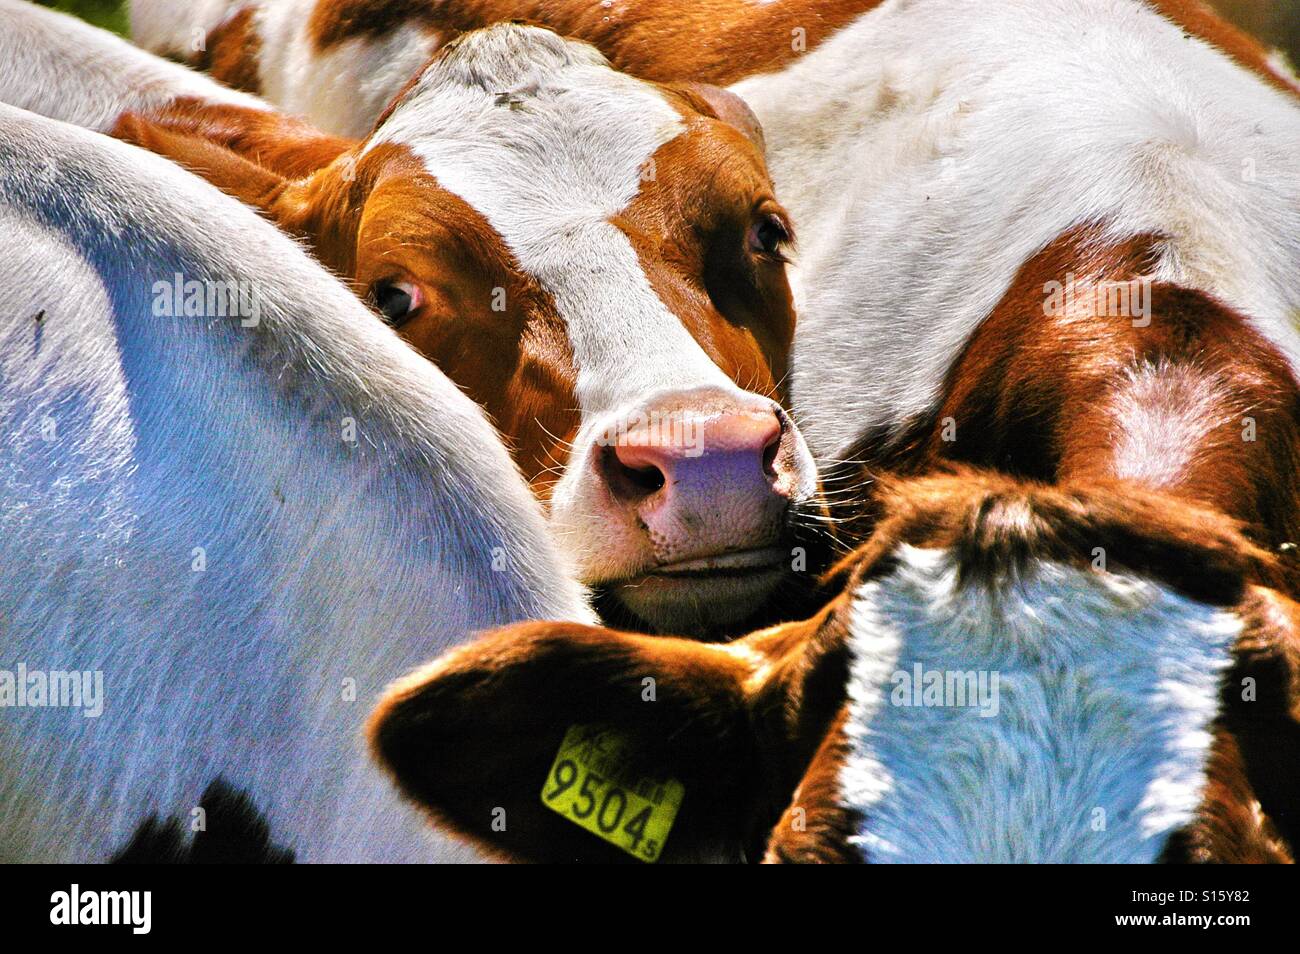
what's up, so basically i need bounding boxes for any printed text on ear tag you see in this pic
[540,724,685,862]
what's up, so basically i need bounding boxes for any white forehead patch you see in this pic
[365,24,735,418]
[840,545,1238,863]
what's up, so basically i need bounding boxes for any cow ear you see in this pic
[1230,587,1300,723]
[111,112,367,273]
[368,622,774,863]
[112,112,313,231]
[671,82,767,154]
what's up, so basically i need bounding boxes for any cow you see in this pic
[154,0,1300,570]
[0,102,592,862]
[369,468,1300,863]
[3,1,823,637]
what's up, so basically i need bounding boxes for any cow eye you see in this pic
[372,281,421,327]
[747,212,791,261]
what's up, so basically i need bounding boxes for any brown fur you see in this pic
[297,0,1299,95]
[822,227,1300,595]
[761,709,862,864]
[306,0,879,85]
[193,6,264,95]
[1161,733,1293,863]
[113,99,352,179]
[368,624,769,863]
[936,230,1300,562]
[620,98,797,405]
[1149,0,1300,97]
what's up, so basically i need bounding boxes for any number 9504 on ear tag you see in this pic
[541,724,684,862]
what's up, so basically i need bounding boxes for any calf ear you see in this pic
[672,82,767,154]
[113,112,305,222]
[118,101,355,179]
[111,112,361,271]
[1222,586,1300,849]
[368,622,771,863]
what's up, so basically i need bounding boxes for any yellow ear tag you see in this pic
[540,724,685,863]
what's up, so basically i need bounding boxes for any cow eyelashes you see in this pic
[747,213,792,262]
[372,280,421,327]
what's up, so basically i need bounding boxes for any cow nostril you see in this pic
[624,462,667,494]
[761,426,781,479]
[602,445,667,501]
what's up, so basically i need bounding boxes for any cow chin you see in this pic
[550,489,809,637]
[596,557,796,637]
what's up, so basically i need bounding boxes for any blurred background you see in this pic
[38,0,125,34]
[30,0,1300,71]
[1216,0,1300,64]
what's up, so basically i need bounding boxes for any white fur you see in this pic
[128,0,247,58]
[128,0,441,138]
[0,105,591,862]
[130,0,442,137]
[254,0,442,137]
[839,546,1238,863]
[40,10,818,607]
[729,0,1300,460]
[366,26,734,419]
[124,0,1300,470]
[0,0,263,131]
[1109,360,1238,488]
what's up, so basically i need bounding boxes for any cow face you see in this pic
[369,471,1300,863]
[117,24,819,635]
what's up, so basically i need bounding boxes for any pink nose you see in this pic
[595,399,800,568]
[607,412,782,499]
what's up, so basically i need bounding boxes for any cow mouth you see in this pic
[647,546,789,579]
[594,546,795,637]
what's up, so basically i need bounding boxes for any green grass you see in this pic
[36,0,129,36]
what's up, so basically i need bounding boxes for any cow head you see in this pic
[116,23,819,635]
[369,470,1300,862]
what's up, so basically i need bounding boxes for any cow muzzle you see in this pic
[550,386,818,635]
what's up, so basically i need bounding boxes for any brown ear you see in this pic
[1219,586,1300,851]
[368,622,777,863]
[113,112,302,218]
[672,82,767,154]
[124,100,355,179]
[111,111,365,274]
[108,100,361,244]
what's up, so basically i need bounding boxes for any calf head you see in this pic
[117,23,818,635]
[369,470,1300,862]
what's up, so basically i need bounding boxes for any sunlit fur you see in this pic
[0,106,590,862]
[841,546,1238,862]
[366,26,817,605]
[727,0,1300,459]
[0,0,264,130]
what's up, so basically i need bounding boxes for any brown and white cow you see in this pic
[152,0,1300,570]
[369,468,1300,863]
[2,2,824,636]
